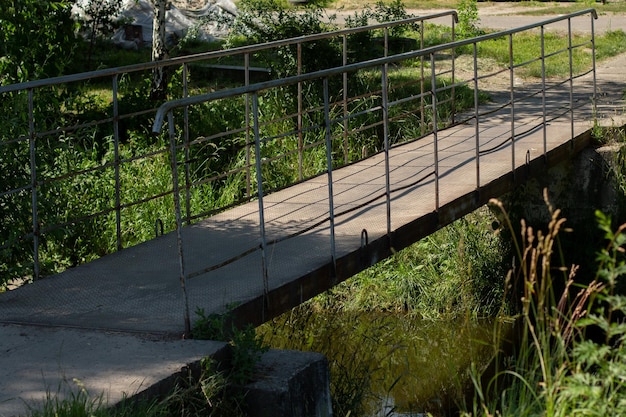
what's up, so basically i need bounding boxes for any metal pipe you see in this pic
[168,110,191,337]
[183,63,192,224]
[420,22,425,137]
[381,64,392,235]
[297,43,304,181]
[451,15,456,124]
[343,34,349,163]
[153,9,599,134]
[245,53,252,199]
[568,18,575,140]
[112,75,122,251]
[28,89,40,280]
[252,94,270,310]
[591,15,597,102]
[323,78,337,274]
[541,26,547,157]
[41,10,612,110]
[430,54,440,211]
[15,9,609,100]
[473,42,480,188]
[509,34,516,174]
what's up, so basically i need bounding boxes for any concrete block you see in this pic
[241,349,333,417]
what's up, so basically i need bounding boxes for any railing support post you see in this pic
[297,43,304,181]
[509,33,516,176]
[323,78,337,279]
[245,53,252,199]
[183,63,192,224]
[541,26,547,157]
[591,14,597,105]
[381,65,392,235]
[343,34,349,164]
[112,76,122,252]
[473,42,480,189]
[252,93,270,318]
[28,89,40,280]
[430,53,440,211]
[168,110,191,337]
[568,18,575,141]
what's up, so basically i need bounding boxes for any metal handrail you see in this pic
[0,11,458,94]
[153,8,598,132]
[151,10,598,332]
[0,11,460,285]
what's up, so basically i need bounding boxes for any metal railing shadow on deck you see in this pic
[0,11,458,283]
[151,10,598,332]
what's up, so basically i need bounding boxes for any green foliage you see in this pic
[475,30,626,79]
[553,213,626,417]
[0,0,77,84]
[26,365,245,417]
[30,386,108,417]
[595,29,626,61]
[192,308,268,385]
[317,208,507,318]
[464,199,626,417]
[456,0,483,39]
[75,0,124,70]
[223,0,342,78]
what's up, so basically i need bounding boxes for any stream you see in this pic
[258,308,512,416]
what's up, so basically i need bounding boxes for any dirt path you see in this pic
[330,4,626,33]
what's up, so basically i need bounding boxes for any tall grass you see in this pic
[316,207,507,319]
[463,192,626,417]
[475,29,626,79]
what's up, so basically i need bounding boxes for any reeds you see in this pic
[466,191,626,417]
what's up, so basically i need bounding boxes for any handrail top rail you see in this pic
[0,11,458,94]
[152,8,597,134]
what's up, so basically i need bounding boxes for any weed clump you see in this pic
[464,193,626,417]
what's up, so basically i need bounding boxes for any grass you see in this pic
[313,207,507,318]
[5,3,626,414]
[327,0,462,10]
[511,0,626,16]
[459,191,626,417]
[470,29,626,78]
[325,0,626,13]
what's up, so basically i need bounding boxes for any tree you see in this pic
[76,0,123,70]
[150,0,169,100]
[0,0,77,84]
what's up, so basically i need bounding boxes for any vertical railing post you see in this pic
[591,14,597,106]
[420,22,426,137]
[473,42,480,189]
[384,27,389,58]
[245,53,252,200]
[381,65,391,235]
[541,26,547,157]
[451,16,457,124]
[568,18,574,140]
[509,34,516,174]
[430,53,440,211]
[343,34,349,163]
[323,78,337,277]
[27,89,40,280]
[182,63,192,224]
[297,43,304,181]
[168,111,191,337]
[252,94,270,317]
[112,75,122,251]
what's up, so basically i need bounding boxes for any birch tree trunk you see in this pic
[150,0,169,100]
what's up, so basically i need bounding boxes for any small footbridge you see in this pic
[0,9,607,338]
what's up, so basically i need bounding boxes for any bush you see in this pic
[0,0,77,84]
